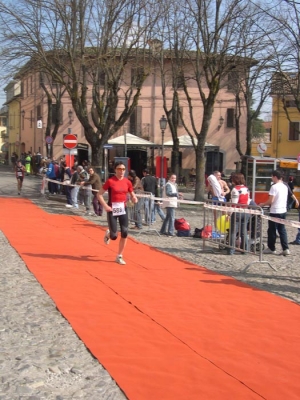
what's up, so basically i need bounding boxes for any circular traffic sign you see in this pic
[257,142,267,154]
[45,136,53,144]
[63,134,77,149]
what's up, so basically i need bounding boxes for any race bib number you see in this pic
[112,202,125,216]
[17,172,23,176]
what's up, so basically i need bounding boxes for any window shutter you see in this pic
[36,105,41,120]
[130,106,142,135]
[289,122,299,140]
[226,108,235,128]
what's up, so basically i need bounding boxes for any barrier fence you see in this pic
[42,177,300,272]
[126,190,159,235]
[200,200,276,272]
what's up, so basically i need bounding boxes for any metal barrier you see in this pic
[200,200,276,272]
[127,191,159,235]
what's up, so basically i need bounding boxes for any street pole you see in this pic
[160,129,165,197]
[159,115,167,197]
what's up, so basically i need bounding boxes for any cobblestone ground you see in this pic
[0,167,299,399]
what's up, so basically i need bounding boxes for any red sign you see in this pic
[63,134,77,149]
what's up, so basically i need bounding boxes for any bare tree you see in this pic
[264,0,300,113]
[0,0,160,169]
[231,4,276,158]
[166,0,258,200]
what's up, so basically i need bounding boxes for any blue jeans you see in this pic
[71,186,80,208]
[144,197,154,224]
[134,199,143,228]
[160,207,175,235]
[268,212,289,251]
[153,203,165,221]
[228,213,250,254]
[295,229,300,243]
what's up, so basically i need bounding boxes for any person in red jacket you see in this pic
[97,161,138,265]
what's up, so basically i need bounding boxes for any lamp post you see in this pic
[67,109,74,166]
[217,115,224,130]
[159,115,167,196]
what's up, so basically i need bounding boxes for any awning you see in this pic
[108,133,155,147]
[163,134,215,147]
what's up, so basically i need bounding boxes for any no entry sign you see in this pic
[63,133,78,149]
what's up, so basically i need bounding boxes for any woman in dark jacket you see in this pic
[128,170,143,229]
[83,167,103,216]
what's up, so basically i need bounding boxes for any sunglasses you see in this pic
[116,167,126,170]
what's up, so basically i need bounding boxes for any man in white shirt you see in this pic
[260,170,290,256]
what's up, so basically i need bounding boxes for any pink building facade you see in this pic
[14,60,247,175]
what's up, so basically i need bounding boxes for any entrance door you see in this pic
[127,150,147,177]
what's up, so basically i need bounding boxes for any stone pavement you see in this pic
[0,166,299,399]
[0,168,126,399]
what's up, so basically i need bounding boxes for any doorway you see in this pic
[205,150,223,174]
[127,149,147,177]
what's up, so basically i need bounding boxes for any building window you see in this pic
[130,106,142,135]
[285,99,297,108]
[36,105,41,120]
[52,103,63,125]
[30,110,33,128]
[131,68,144,87]
[289,122,300,140]
[226,108,235,128]
[227,71,239,92]
[30,75,33,94]
[99,72,105,86]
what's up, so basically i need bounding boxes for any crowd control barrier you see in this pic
[200,200,277,272]
[127,191,159,235]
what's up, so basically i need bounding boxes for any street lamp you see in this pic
[68,109,74,125]
[159,115,167,196]
[217,115,224,130]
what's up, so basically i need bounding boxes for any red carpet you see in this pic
[0,198,299,399]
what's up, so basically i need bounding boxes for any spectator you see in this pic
[260,170,290,256]
[61,162,72,207]
[77,166,92,215]
[46,160,57,194]
[25,152,31,176]
[128,170,143,229]
[287,176,295,210]
[83,167,103,216]
[70,166,80,209]
[160,174,182,237]
[141,168,157,224]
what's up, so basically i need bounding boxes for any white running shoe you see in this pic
[65,204,73,208]
[116,255,126,265]
[263,248,276,255]
[104,229,110,245]
[279,249,290,256]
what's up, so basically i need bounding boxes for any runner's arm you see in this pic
[97,187,112,212]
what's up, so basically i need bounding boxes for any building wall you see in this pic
[271,96,300,159]
[17,60,247,172]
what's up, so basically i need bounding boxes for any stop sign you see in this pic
[63,134,77,149]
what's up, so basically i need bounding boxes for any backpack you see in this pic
[201,225,213,238]
[193,227,203,238]
[174,218,190,231]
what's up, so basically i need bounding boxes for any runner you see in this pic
[15,160,26,195]
[97,161,138,265]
